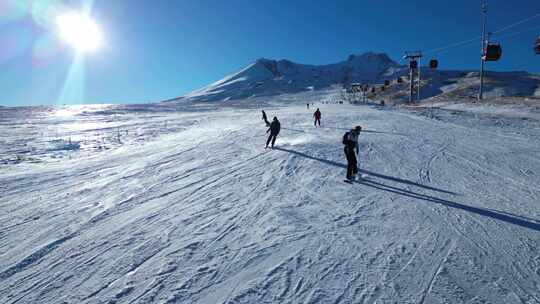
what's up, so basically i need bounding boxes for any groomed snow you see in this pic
[1,93,540,303]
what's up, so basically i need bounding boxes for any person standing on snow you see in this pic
[262,110,270,126]
[313,108,321,127]
[307,103,310,110]
[343,126,361,181]
[266,117,281,149]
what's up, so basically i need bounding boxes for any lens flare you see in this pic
[31,0,63,29]
[57,54,86,105]
[0,0,30,25]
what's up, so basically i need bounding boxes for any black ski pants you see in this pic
[266,133,278,148]
[344,146,358,180]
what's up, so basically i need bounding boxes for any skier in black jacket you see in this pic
[343,126,361,181]
[313,108,321,127]
[266,117,281,149]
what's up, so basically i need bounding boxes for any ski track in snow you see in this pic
[1,94,540,303]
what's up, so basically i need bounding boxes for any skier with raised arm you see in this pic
[265,117,281,149]
[343,126,361,181]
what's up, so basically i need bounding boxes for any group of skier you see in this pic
[261,107,362,181]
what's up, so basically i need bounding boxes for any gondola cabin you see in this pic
[535,37,540,54]
[483,43,502,61]
[346,83,360,93]
[429,59,438,69]
[350,83,362,93]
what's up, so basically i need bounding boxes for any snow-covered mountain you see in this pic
[180,52,401,102]
[175,52,540,103]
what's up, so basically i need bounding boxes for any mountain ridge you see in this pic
[181,52,401,102]
[173,52,540,102]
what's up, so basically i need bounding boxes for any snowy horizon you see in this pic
[2,0,540,106]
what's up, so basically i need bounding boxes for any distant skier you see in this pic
[262,110,270,126]
[307,103,310,110]
[313,108,321,127]
[343,126,361,181]
[265,117,281,149]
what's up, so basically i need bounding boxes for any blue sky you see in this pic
[1,0,540,106]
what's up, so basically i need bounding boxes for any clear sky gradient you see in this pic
[1,0,540,106]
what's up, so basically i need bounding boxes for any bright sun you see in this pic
[56,12,103,52]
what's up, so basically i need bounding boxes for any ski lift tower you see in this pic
[479,0,488,100]
[403,51,423,103]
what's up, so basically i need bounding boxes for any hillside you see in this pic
[372,70,540,103]
[174,53,540,103]
[180,52,401,102]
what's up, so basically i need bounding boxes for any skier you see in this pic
[313,108,321,127]
[307,103,310,110]
[265,117,281,149]
[343,126,361,181]
[262,110,270,126]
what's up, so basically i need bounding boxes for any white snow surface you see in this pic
[2,92,540,303]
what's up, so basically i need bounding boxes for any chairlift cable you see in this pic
[495,24,540,40]
[423,11,540,55]
[492,12,540,35]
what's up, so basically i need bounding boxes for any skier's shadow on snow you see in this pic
[320,127,408,137]
[281,127,307,133]
[353,178,540,232]
[274,147,455,195]
[274,147,540,232]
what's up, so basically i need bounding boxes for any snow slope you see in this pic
[2,92,540,303]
